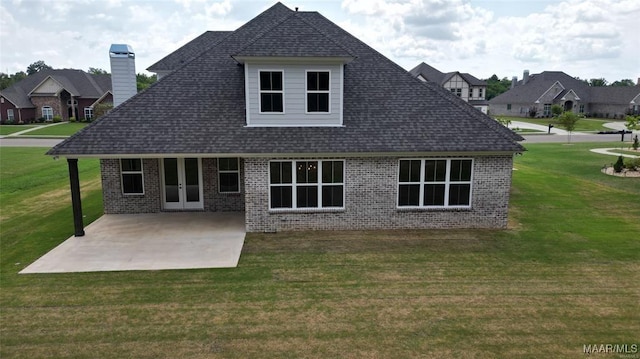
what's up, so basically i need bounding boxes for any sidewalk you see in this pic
[509,121,585,135]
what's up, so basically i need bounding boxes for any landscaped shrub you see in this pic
[52,116,63,123]
[613,155,625,173]
[36,117,45,123]
[69,117,76,123]
[624,157,640,171]
[633,135,639,151]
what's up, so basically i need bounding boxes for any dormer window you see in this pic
[259,71,283,113]
[306,71,330,113]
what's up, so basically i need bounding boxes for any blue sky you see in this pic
[1,0,638,83]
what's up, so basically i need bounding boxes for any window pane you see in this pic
[270,187,292,208]
[261,93,283,112]
[424,184,445,206]
[122,174,143,194]
[271,72,282,91]
[296,186,318,208]
[122,159,141,172]
[398,184,420,206]
[318,72,329,91]
[270,162,292,184]
[307,93,318,112]
[425,160,446,182]
[450,160,472,181]
[307,72,317,91]
[318,93,329,112]
[220,173,239,192]
[219,158,238,171]
[322,161,343,183]
[322,185,343,207]
[184,158,200,202]
[260,72,271,90]
[296,161,318,184]
[399,160,421,182]
[449,184,471,206]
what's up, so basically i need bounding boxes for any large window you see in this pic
[121,159,144,195]
[306,71,330,113]
[269,160,344,210]
[543,103,552,116]
[84,107,93,121]
[259,71,283,113]
[7,109,14,121]
[218,158,240,193]
[42,106,53,121]
[398,159,473,208]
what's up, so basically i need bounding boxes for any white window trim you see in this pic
[84,107,93,120]
[268,159,345,211]
[305,69,331,114]
[7,109,15,121]
[397,158,473,209]
[42,106,53,121]
[258,69,285,114]
[218,158,241,193]
[120,159,145,195]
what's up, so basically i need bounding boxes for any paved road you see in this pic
[522,133,632,143]
[0,137,64,148]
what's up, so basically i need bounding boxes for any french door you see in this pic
[161,158,203,210]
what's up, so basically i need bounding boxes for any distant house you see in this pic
[48,2,523,236]
[0,69,112,124]
[410,62,489,114]
[489,70,640,119]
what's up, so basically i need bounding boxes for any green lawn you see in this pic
[498,116,620,132]
[0,125,39,135]
[1,144,638,358]
[20,122,88,136]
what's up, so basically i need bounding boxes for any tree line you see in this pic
[0,60,157,92]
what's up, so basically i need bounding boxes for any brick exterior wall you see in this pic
[101,158,244,214]
[244,156,514,232]
[30,96,65,120]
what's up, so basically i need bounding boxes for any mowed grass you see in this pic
[21,122,88,136]
[0,125,39,135]
[1,144,639,358]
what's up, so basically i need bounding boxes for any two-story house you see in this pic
[409,62,489,114]
[48,3,523,236]
[0,69,112,124]
[489,70,640,118]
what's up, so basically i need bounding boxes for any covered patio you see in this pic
[20,212,246,273]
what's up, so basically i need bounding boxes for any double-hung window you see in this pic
[306,71,330,113]
[84,107,93,121]
[218,158,240,193]
[7,109,15,121]
[42,106,53,121]
[259,71,283,113]
[398,159,472,208]
[121,159,144,195]
[269,160,344,210]
[543,104,551,116]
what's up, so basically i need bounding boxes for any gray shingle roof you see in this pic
[146,31,231,72]
[409,62,486,87]
[48,3,523,157]
[0,69,111,108]
[489,71,593,104]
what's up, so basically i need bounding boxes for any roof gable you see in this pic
[48,3,523,157]
[29,76,68,96]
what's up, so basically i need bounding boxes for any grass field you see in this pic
[498,116,620,132]
[0,125,39,135]
[19,122,88,136]
[1,144,639,358]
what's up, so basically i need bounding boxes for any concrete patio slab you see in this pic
[20,212,246,274]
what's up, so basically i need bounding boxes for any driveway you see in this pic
[20,212,246,273]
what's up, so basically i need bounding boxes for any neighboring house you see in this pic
[0,69,112,124]
[409,62,489,114]
[48,2,523,236]
[489,70,640,119]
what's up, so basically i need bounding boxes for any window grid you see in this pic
[218,158,240,193]
[42,106,53,121]
[84,107,93,120]
[306,70,330,113]
[259,70,284,113]
[120,159,144,195]
[269,160,344,210]
[398,159,473,209]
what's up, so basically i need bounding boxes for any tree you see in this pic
[88,67,109,75]
[626,115,640,132]
[610,79,635,87]
[26,60,52,75]
[136,73,157,92]
[484,75,512,100]
[551,104,563,118]
[557,111,580,143]
[92,102,113,120]
[588,78,608,87]
[0,71,27,90]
